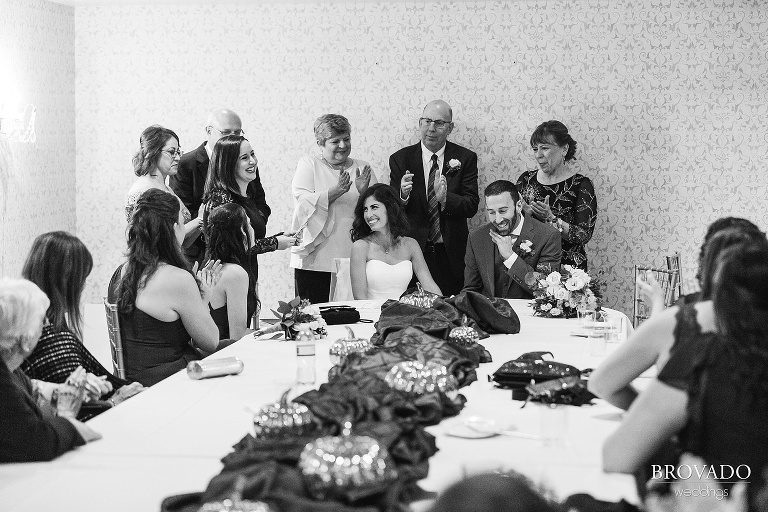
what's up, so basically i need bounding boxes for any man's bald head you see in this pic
[420,100,454,153]
[205,109,243,151]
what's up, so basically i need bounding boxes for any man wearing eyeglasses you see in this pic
[170,108,270,264]
[389,100,479,296]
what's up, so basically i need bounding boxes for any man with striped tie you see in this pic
[389,100,479,296]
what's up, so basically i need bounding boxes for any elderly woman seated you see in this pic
[0,278,100,462]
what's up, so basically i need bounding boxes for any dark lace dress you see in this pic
[204,188,278,281]
[658,305,768,509]
[516,170,597,270]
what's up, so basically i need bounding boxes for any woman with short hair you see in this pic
[517,120,597,270]
[1,278,100,462]
[290,114,376,303]
[109,188,222,386]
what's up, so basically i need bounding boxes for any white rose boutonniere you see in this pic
[446,159,461,174]
[519,239,533,256]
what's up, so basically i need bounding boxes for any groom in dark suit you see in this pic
[464,180,561,299]
[389,100,479,296]
[169,108,270,264]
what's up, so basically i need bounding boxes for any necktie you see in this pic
[427,154,441,243]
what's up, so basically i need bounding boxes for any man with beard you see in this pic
[463,180,561,299]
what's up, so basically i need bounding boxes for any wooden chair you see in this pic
[103,297,126,379]
[665,252,683,302]
[633,265,679,328]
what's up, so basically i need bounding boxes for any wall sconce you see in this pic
[0,104,37,144]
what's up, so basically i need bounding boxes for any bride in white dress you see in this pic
[350,184,442,300]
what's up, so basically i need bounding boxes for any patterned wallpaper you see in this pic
[0,0,76,279]
[73,0,768,316]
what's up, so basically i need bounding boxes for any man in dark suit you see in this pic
[464,180,562,299]
[389,100,479,296]
[169,108,270,264]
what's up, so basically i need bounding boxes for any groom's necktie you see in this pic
[427,153,441,243]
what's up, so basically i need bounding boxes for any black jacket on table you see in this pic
[0,362,84,462]
[170,143,271,261]
[389,141,479,278]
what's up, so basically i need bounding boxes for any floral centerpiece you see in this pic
[526,265,603,318]
[271,297,328,340]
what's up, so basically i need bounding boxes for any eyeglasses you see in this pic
[419,117,451,129]
[163,147,183,158]
[211,127,245,137]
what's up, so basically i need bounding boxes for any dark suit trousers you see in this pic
[420,242,464,296]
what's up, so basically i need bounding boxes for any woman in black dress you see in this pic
[517,120,597,270]
[202,135,298,281]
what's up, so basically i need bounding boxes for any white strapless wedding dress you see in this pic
[366,260,413,300]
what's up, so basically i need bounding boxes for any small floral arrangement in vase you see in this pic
[526,265,603,318]
[273,297,328,340]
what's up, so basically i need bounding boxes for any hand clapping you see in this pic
[435,175,448,204]
[400,170,413,199]
[276,232,301,250]
[530,195,553,222]
[355,165,372,194]
[193,259,223,301]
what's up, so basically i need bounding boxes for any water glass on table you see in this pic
[577,307,596,334]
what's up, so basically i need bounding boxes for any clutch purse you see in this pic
[319,305,361,325]
[489,351,580,389]
[524,375,595,406]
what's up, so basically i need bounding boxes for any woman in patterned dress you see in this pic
[516,120,597,270]
[125,125,202,248]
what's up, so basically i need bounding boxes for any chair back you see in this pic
[103,297,126,379]
[633,265,679,328]
[665,252,683,302]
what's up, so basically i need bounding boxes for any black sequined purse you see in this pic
[489,351,580,389]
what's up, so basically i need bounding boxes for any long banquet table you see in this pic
[0,299,638,511]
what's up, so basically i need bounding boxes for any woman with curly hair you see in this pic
[125,125,202,248]
[20,231,143,412]
[516,120,597,270]
[108,189,222,386]
[203,134,297,282]
[204,203,259,340]
[350,183,441,300]
[603,240,768,508]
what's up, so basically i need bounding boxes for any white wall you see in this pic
[0,0,76,277]
[63,0,768,315]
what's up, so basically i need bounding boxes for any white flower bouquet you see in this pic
[525,265,603,318]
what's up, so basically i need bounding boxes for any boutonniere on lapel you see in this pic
[519,239,533,256]
[446,159,461,175]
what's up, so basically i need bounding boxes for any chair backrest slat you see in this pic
[665,253,683,302]
[103,297,126,379]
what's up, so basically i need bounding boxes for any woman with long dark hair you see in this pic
[603,241,768,507]
[109,188,222,386]
[203,134,297,282]
[20,231,143,407]
[205,203,259,340]
[350,183,441,300]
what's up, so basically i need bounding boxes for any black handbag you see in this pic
[489,351,581,389]
[319,305,371,325]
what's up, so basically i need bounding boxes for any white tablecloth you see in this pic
[0,299,637,511]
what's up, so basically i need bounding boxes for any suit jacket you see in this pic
[463,215,562,299]
[389,141,479,275]
[170,143,271,259]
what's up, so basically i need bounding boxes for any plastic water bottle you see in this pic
[295,328,316,385]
